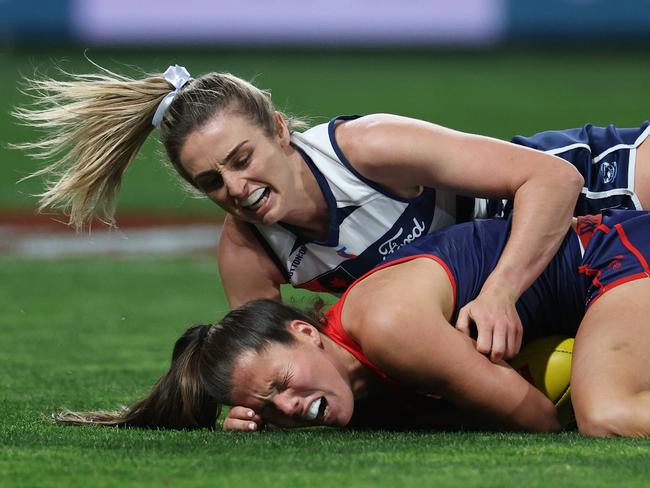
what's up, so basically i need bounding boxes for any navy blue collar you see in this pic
[279,144,340,248]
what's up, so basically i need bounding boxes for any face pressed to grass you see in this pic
[229,326,356,428]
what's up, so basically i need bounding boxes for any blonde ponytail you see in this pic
[12,65,175,230]
[14,63,310,230]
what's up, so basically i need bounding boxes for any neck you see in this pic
[281,146,330,240]
[321,334,379,401]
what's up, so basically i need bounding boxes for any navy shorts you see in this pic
[576,209,650,308]
[513,121,650,215]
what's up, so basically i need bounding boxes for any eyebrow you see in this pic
[193,140,249,182]
[223,140,249,165]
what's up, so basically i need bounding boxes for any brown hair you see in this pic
[53,299,323,430]
[13,63,308,230]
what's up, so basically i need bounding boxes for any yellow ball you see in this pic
[510,335,575,429]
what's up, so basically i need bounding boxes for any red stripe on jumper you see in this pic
[588,272,650,307]
[576,214,603,249]
[596,224,611,234]
[578,264,605,289]
[614,223,650,275]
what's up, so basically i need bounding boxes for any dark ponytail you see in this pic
[53,325,220,429]
[53,299,323,430]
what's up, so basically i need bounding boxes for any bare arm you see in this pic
[336,114,584,361]
[218,215,286,308]
[345,261,560,432]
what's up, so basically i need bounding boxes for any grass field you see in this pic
[3,46,650,486]
[3,257,650,487]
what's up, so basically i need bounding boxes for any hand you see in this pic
[455,285,523,362]
[222,406,265,432]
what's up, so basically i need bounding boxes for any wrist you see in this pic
[480,272,523,301]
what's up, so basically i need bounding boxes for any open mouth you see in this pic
[305,396,329,422]
[241,187,270,211]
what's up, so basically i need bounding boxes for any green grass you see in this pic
[2,46,650,215]
[3,47,650,486]
[2,257,650,487]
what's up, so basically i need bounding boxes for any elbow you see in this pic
[535,403,562,433]
[557,160,585,196]
[509,389,562,433]
[568,166,585,194]
[528,155,584,198]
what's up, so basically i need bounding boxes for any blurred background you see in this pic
[1,0,650,257]
[1,4,650,466]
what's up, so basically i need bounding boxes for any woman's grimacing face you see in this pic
[229,322,356,428]
[178,111,298,225]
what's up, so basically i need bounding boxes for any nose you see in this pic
[221,170,247,199]
[273,392,301,417]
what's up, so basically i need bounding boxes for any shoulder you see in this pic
[219,215,258,250]
[334,114,431,196]
[339,261,460,391]
[333,114,410,165]
[341,258,455,346]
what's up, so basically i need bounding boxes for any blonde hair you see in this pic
[13,63,308,230]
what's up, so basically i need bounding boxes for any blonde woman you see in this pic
[14,64,650,365]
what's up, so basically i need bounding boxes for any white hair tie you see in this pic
[152,65,193,128]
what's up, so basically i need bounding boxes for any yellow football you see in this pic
[510,335,575,429]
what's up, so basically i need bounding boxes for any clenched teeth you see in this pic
[305,398,321,421]
[242,187,268,208]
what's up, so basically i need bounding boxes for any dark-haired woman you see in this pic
[56,209,650,437]
[15,64,650,363]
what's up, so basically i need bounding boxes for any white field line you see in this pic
[0,224,223,258]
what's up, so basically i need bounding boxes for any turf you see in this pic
[2,257,650,487]
[4,47,650,486]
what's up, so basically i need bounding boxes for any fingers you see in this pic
[456,307,471,336]
[504,317,523,360]
[222,406,265,432]
[489,324,506,363]
[485,318,524,362]
[457,304,495,355]
[456,299,524,363]
[475,323,494,357]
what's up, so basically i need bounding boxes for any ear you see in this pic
[274,112,291,147]
[287,320,323,348]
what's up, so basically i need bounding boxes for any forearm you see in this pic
[219,242,283,308]
[442,359,561,433]
[483,170,582,298]
[363,306,561,433]
[482,382,561,432]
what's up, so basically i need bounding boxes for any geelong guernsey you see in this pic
[250,115,479,293]
[512,121,650,214]
[250,117,649,294]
